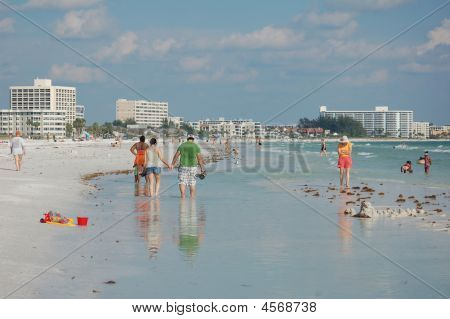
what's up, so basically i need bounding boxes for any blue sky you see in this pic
[0,0,449,124]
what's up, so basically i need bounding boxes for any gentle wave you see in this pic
[357,152,374,156]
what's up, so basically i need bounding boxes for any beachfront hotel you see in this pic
[0,78,75,137]
[190,117,264,138]
[412,121,430,139]
[319,106,414,138]
[0,109,66,137]
[10,78,77,124]
[116,99,168,128]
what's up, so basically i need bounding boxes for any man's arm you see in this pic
[197,153,205,172]
[171,150,181,167]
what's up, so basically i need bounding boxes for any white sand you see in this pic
[0,139,218,298]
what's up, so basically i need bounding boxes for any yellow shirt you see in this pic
[338,142,352,157]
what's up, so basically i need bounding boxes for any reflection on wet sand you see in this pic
[177,198,206,261]
[135,183,161,258]
[338,194,353,255]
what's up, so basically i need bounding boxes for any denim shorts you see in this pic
[145,166,162,175]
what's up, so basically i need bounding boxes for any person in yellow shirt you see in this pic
[337,136,352,191]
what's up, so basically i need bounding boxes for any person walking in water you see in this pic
[10,131,25,171]
[337,136,352,192]
[143,138,172,196]
[423,151,432,174]
[171,135,205,198]
[320,138,328,157]
[130,135,149,183]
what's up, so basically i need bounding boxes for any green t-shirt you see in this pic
[178,141,201,167]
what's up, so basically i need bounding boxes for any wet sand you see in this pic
[0,139,222,298]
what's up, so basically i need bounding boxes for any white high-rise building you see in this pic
[10,78,76,124]
[412,122,429,139]
[116,99,168,128]
[319,106,414,138]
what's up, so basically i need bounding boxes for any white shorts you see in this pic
[178,167,197,186]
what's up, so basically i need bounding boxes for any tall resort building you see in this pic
[116,99,168,128]
[0,79,75,137]
[319,106,414,138]
[10,78,76,124]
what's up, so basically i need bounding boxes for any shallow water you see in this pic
[19,141,450,298]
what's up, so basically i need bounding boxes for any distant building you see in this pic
[319,105,414,138]
[10,78,76,124]
[168,116,184,128]
[76,105,85,120]
[429,125,450,137]
[116,99,168,128]
[412,121,429,139]
[0,109,66,137]
[195,118,263,138]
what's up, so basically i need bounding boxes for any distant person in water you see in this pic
[232,147,240,165]
[320,138,328,157]
[130,135,149,183]
[10,131,25,171]
[171,135,205,198]
[423,151,432,174]
[337,136,352,191]
[142,138,172,196]
[401,160,413,173]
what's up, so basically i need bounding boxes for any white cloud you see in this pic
[179,56,210,71]
[398,62,434,73]
[340,69,388,86]
[22,0,101,10]
[49,63,105,83]
[417,19,450,55]
[220,26,303,49]
[95,32,138,62]
[0,17,14,33]
[140,38,179,58]
[333,0,412,10]
[55,7,110,38]
[303,11,354,27]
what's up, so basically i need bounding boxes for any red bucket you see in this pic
[77,216,89,226]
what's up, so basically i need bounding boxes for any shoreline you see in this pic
[0,139,223,297]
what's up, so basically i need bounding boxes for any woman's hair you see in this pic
[150,137,157,145]
[139,135,145,142]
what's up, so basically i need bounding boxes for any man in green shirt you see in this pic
[172,136,205,198]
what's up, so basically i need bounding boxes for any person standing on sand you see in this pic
[171,135,205,198]
[130,135,150,183]
[423,151,432,174]
[143,138,172,196]
[337,136,352,191]
[10,131,25,171]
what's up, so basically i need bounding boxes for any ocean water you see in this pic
[20,141,450,298]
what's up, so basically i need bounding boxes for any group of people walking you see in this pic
[130,135,205,198]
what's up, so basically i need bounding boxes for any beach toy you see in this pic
[77,216,89,226]
[40,211,76,227]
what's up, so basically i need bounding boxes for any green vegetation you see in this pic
[298,116,366,137]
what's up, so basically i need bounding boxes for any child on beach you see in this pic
[401,161,413,173]
[423,151,432,174]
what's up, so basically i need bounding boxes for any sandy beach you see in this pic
[1,139,449,298]
[0,139,222,298]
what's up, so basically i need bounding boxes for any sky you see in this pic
[0,0,449,124]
